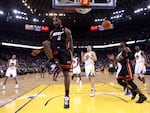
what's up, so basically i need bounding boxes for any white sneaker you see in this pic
[79,80,82,85]
[64,96,70,108]
[76,78,80,83]
[2,85,6,90]
[15,84,19,89]
[90,88,95,97]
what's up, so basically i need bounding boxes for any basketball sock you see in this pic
[65,90,69,97]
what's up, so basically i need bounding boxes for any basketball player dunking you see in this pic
[2,54,19,90]
[32,17,73,108]
[81,45,97,97]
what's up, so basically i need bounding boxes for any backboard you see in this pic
[52,0,116,9]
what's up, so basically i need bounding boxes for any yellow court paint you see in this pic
[0,85,49,113]
[0,83,149,113]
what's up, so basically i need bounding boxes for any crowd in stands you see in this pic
[0,43,150,77]
[0,46,47,77]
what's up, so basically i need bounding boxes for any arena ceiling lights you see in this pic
[1,42,43,49]
[45,12,66,17]
[32,18,39,22]
[1,41,135,49]
[21,0,34,14]
[13,9,28,20]
[93,41,135,49]
[2,39,148,49]
[134,4,150,14]
[13,9,27,16]
[95,2,150,23]
[0,10,4,15]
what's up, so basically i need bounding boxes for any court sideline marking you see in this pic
[15,84,51,113]
[0,84,49,108]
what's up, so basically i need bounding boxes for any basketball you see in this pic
[102,20,112,30]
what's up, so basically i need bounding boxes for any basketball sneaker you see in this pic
[76,77,80,83]
[46,59,61,72]
[90,88,95,97]
[131,89,137,100]
[2,85,6,90]
[79,80,82,85]
[15,84,19,89]
[125,89,131,95]
[46,59,55,72]
[64,96,70,108]
[136,94,147,103]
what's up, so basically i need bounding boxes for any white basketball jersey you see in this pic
[72,57,79,68]
[84,51,95,65]
[9,59,17,67]
[134,50,145,63]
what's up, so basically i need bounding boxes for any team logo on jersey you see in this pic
[57,36,61,40]
[52,31,64,36]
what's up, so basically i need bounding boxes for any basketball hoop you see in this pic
[53,0,116,9]
[63,8,76,11]
[75,0,91,14]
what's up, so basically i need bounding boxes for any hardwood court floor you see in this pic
[0,71,150,113]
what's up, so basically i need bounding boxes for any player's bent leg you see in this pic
[117,78,130,95]
[127,81,138,100]
[128,80,147,103]
[14,77,19,89]
[43,40,54,60]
